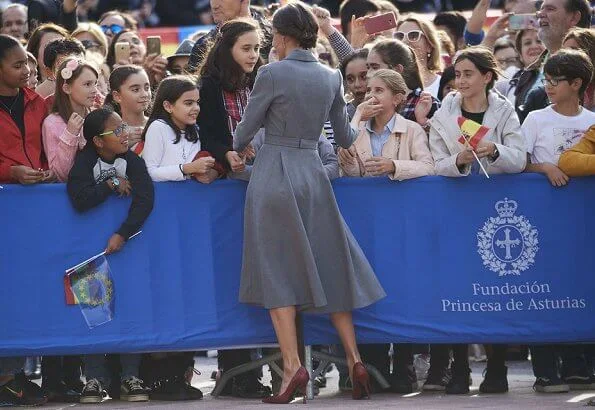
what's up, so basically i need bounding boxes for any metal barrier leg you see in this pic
[305,345,314,400]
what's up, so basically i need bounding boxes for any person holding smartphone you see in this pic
[106,30,167,86]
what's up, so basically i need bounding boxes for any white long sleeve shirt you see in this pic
[142,120,201,182]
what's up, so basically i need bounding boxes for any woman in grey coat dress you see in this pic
[232,3,385,404]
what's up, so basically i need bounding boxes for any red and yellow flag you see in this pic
[457,116,490,149]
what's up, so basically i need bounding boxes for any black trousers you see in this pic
[41,356,81,389]
[531,344,591,379]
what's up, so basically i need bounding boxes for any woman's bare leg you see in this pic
[269,306,302,394]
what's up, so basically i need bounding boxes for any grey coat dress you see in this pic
[233,49,386,314]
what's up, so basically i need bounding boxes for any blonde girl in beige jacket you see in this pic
[338,69,434,180]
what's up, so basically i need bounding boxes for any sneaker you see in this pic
[120,376,150,402]
[414,354,431,382]
[150,377,203,401]
[44,380,81,402]
[313,374,327,389]
[231,376,272,399]
[445,368,470,395]
[533,376,570,393]
[423,367,451,391]
[479,366,509,393]
[0,376,47,407]
[564,374,595,390]
[80,378,107,403]
[389,375,417,394]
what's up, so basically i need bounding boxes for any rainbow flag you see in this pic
[457,116,490,150]
[64,254,114,328]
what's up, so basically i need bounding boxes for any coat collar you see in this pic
[285,48,318,63]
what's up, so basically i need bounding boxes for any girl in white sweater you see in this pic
[142,75,219,183]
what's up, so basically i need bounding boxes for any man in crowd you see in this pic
[0,3,27,40]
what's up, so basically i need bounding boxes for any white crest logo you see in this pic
[477,198,539,276]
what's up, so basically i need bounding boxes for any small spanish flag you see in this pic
[457,116,490,149]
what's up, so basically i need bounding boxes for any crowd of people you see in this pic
[1,0,595,407]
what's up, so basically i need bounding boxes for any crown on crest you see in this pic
[495,198,517,218]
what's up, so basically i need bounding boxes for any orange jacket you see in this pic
[559,125,595,177]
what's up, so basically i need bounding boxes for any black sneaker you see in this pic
[533,376,570,393]
[479,366,509,393]
[389,375,417,394]
[150,377,203,401]
[80,378,107,403]
[0,376,47,407]
[231,376,272,399]
[445,368,470,395]
[563,374,595,390]
[313,374,327,389]
[423,367,451,391]
[44,380,82,402]
[120,376,150,402]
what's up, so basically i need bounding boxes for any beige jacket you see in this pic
[340,113,435,181]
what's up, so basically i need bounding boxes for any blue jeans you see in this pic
[0,357,24,377]
[83,354,141,386]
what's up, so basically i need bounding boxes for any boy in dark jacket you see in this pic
[67,108,154,403]
[68,107,154,254]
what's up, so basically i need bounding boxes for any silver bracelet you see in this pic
[179,163,185,175]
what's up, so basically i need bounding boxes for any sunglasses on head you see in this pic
[394,30,424,42]
[101,24,124,35]
[99,123,129,138]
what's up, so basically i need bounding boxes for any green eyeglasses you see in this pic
[99,123,129,138]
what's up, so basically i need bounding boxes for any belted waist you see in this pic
[264,135,318,150]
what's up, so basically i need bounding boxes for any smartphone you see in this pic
[114,42,130,63]
[508,14,538,30]
[364,12,397,35]
[146,36,161,55]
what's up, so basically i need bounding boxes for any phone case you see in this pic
[146,36,161,55]
[364,12,397,35]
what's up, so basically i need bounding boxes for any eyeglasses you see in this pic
[394,30,424,42]
[497,57,520,66]
[101,24,124,35]
[541,77,568,87]
[99,123,129,138]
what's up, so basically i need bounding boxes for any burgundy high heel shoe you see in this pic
[352,362,371,400]
[263,366,309,404]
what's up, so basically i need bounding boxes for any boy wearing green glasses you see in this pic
[522,49,595,188]
[67,108,154,256]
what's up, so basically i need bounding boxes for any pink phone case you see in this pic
[364,12,397,35]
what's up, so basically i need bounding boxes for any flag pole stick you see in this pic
[471,149,490,179]
[462,138,490,179]
[65,231,143,273]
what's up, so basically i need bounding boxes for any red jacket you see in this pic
[0,87,49,183]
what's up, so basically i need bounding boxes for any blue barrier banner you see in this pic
[1,175,594,356]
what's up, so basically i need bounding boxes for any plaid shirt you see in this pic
[222,87,250,136]
[399,88,441,124]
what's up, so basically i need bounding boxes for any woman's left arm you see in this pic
[233,66,275,152]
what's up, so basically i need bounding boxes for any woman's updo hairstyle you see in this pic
[272,2,319,49]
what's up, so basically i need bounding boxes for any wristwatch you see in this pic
[110,177,120,190]
[490,146,500,161]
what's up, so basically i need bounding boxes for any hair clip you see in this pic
[61,59,80,80]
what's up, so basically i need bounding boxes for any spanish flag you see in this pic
[457,116,490,149]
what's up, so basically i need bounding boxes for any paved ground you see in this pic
[40,357,595,409]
